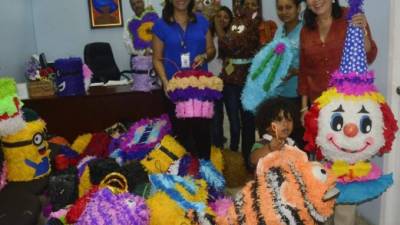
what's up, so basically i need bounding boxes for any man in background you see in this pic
[123,0,160,91]
[123,0,147,59]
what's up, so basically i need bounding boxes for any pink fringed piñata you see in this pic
[167,70,223,119]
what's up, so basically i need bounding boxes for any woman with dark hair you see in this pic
[211,6,233,39]
[299,0,377,125]
[152,0,216,159]
[299,1,377,224]
[210,5,233,149]
[273,0,304,148]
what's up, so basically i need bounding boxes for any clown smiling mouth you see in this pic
[328,137,371,153]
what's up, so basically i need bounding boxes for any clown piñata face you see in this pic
[316,98,384,164]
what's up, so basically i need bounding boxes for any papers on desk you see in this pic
[17,83,29,100]
[90,79,132,87]
[90,82,104,87]
[105,80,131,86]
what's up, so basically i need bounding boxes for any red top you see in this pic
[298,8,377,101]
[259,20,277,46]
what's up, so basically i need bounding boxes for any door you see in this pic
[380,0,400,224]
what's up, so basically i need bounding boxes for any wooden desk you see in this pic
[23,85,167,142]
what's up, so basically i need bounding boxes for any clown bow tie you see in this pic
[331,160,372,178]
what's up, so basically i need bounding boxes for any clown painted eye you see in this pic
[33,133,44,146]
[330,113,343,132]
[312,165,328,182]
[237,25,245,33]
[360,115,372,134]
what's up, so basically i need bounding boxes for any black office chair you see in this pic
[84,42,131,83]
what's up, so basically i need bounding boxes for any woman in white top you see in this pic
[209,6,233,148]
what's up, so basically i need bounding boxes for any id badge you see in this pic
[181,52,190,68]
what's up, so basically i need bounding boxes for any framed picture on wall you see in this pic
[232,0,262,17]
[88,0,124,29]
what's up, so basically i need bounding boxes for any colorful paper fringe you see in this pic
[119,114,171,160]
[216,146,337,225]
[140,135,186,173]
[241,39,293,113]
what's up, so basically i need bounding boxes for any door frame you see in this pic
[379,0,400,224]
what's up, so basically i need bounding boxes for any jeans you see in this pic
[212,99,225,148]
[223,83,255,164]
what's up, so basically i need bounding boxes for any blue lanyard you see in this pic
[175,23,188,52]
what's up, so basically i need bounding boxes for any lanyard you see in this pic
[176,23,188,52]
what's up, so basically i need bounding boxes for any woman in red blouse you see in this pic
[299,0,377,124]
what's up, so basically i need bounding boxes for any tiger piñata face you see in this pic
[222,146,338,225]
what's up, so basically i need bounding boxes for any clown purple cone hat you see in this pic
[332,0,371,95]
[303,0,398,204]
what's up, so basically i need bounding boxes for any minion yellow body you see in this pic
[1,119,51,181]
[147,176,213,225]
[141,135,186,173]
[210,146,224,173]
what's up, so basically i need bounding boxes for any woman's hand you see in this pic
[351,13,367,29]
[281,72,294,82]
[281,68,298,82]
[192,53,207,69]
[281,74,292,82]
[351,13,372,52]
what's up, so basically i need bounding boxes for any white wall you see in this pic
[32,0,164,73]
[0,0,37,82]
[380,1,400,224]
[357,1,390,223]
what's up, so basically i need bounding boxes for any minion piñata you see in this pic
[1,108,51,181]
